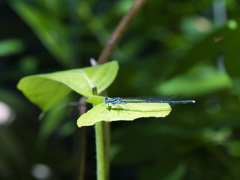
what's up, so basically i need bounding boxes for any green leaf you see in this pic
[17,61,119,111]
[140,160,186,180]
[83,95,104,104]
[168,26,227,77]
[38,96,71,141]
[156,64,231,96]
[10,1,72,67]
[0,39,24,57]
[77,102,171,127]
[225,26,240,77]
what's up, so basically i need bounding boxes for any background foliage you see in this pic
[1,0,240,179]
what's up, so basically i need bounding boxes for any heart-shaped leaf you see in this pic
[17,61,119,111]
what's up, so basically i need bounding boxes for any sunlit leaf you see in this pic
[83,95,104,104]
[17,61,119,111]
[77,102,171,127]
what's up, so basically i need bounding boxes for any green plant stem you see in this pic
[103,122,110,180]
[79,127,86,180]
[92,87,105,180]
[95,1,148,179]
[95,122,106,180]
[78,98,87,180]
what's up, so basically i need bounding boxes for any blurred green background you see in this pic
[1,0,240,179]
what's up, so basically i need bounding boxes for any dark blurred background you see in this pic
[1,0,240,179]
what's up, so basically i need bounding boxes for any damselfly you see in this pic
[104,96,195,113]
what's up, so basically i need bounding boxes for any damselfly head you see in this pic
[104,97,109,104]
